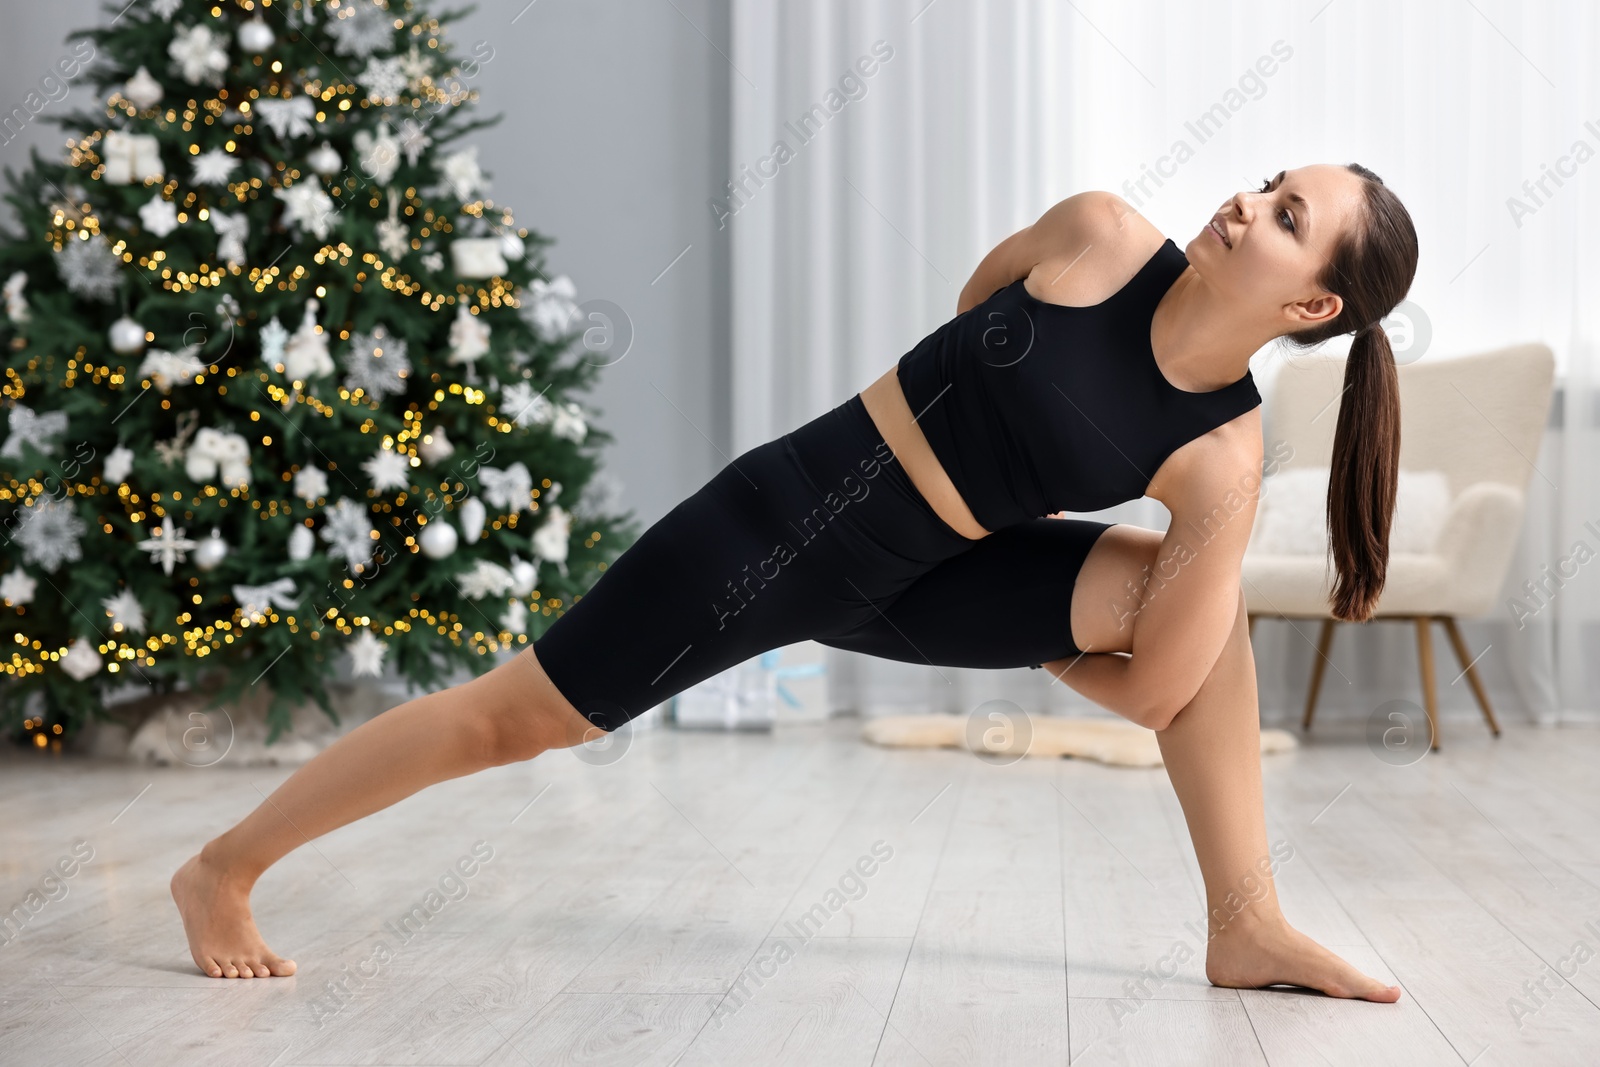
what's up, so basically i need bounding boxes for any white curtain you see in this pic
[728,0,1600,725]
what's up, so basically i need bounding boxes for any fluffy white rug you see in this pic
[861,713,1298,768]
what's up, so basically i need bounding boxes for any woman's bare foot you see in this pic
[170,850,296,979]
[1206,913,1400,1002]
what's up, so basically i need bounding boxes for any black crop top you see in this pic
[895,237,1261,531]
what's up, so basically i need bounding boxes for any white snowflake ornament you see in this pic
[397,118,432,166]
[102,589,148,634]
[458,560,515,600]
[56,236,121,302]
[359,56,407,104]
[320,498,377,574]
[0,567,37,606]
[501,599,528,636]
[398,44,432,82]
[13,498,86,574]
[293,466,329,503]
[258,315,289,366]
[347,629,389,678]
[275,183,336,239]
[191,148,240,186]
[342,324,411,399]
[362,445,412,492]
[136,514,199,576]
[328,1,394,57]
[139,194,179,237]
[376,189,408,261]
[498,380,552,428]
[169,24,229,85]
[103,445,135,484]
[440,147,486,200]
[417,426,454,465]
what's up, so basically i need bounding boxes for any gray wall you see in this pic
[0,0,731,527]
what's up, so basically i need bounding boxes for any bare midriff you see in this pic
[858,365,993,541]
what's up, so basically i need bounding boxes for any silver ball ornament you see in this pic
[238,17,274,53]
[194,527,229,571]
[109,316,147,356]
[419,520,459,560]
[308,142,342,179]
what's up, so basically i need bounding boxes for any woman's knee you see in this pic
[475,649,604,765]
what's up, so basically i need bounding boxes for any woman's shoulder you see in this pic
[1025,192,1169,306]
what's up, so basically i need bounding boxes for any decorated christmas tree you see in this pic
[0,0,634,745]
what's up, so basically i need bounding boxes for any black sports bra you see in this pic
[895,237,1261,531]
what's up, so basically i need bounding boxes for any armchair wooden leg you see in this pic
[1414,616,1441,751]
[1302,618,1337,732]
[1441,615,1502,738]
[1248,613,1256,640]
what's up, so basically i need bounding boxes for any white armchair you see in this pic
[1242,342,1555,749]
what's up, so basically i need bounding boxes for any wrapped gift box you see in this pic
[671,640,830,730]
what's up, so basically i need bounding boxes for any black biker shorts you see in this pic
[531,392,1115,731]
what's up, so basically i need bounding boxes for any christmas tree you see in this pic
[0,0,635,745]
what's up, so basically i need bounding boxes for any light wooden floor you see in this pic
[1,713,1598,1066]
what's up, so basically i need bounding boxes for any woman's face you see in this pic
[1188,163,1368,334]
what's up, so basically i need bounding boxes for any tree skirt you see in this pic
[861,714,1298,768]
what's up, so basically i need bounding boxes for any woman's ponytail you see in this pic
[1326,322,1400,621]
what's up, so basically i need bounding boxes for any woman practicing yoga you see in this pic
[173,162,1416,1001]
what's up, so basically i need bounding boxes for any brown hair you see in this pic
[1280,163,1418,622]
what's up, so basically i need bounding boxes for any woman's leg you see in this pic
[173,395,977,978]
[827,519,1400,1001]
[1144,588,1401,1000]
[171,645,598,978]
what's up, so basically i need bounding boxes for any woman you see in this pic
[173,163,1415,1002]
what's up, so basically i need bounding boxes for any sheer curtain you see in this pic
[728,0,1600,725]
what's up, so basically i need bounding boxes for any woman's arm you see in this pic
[955,190,1125,314]
[1046,435,1262,731]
